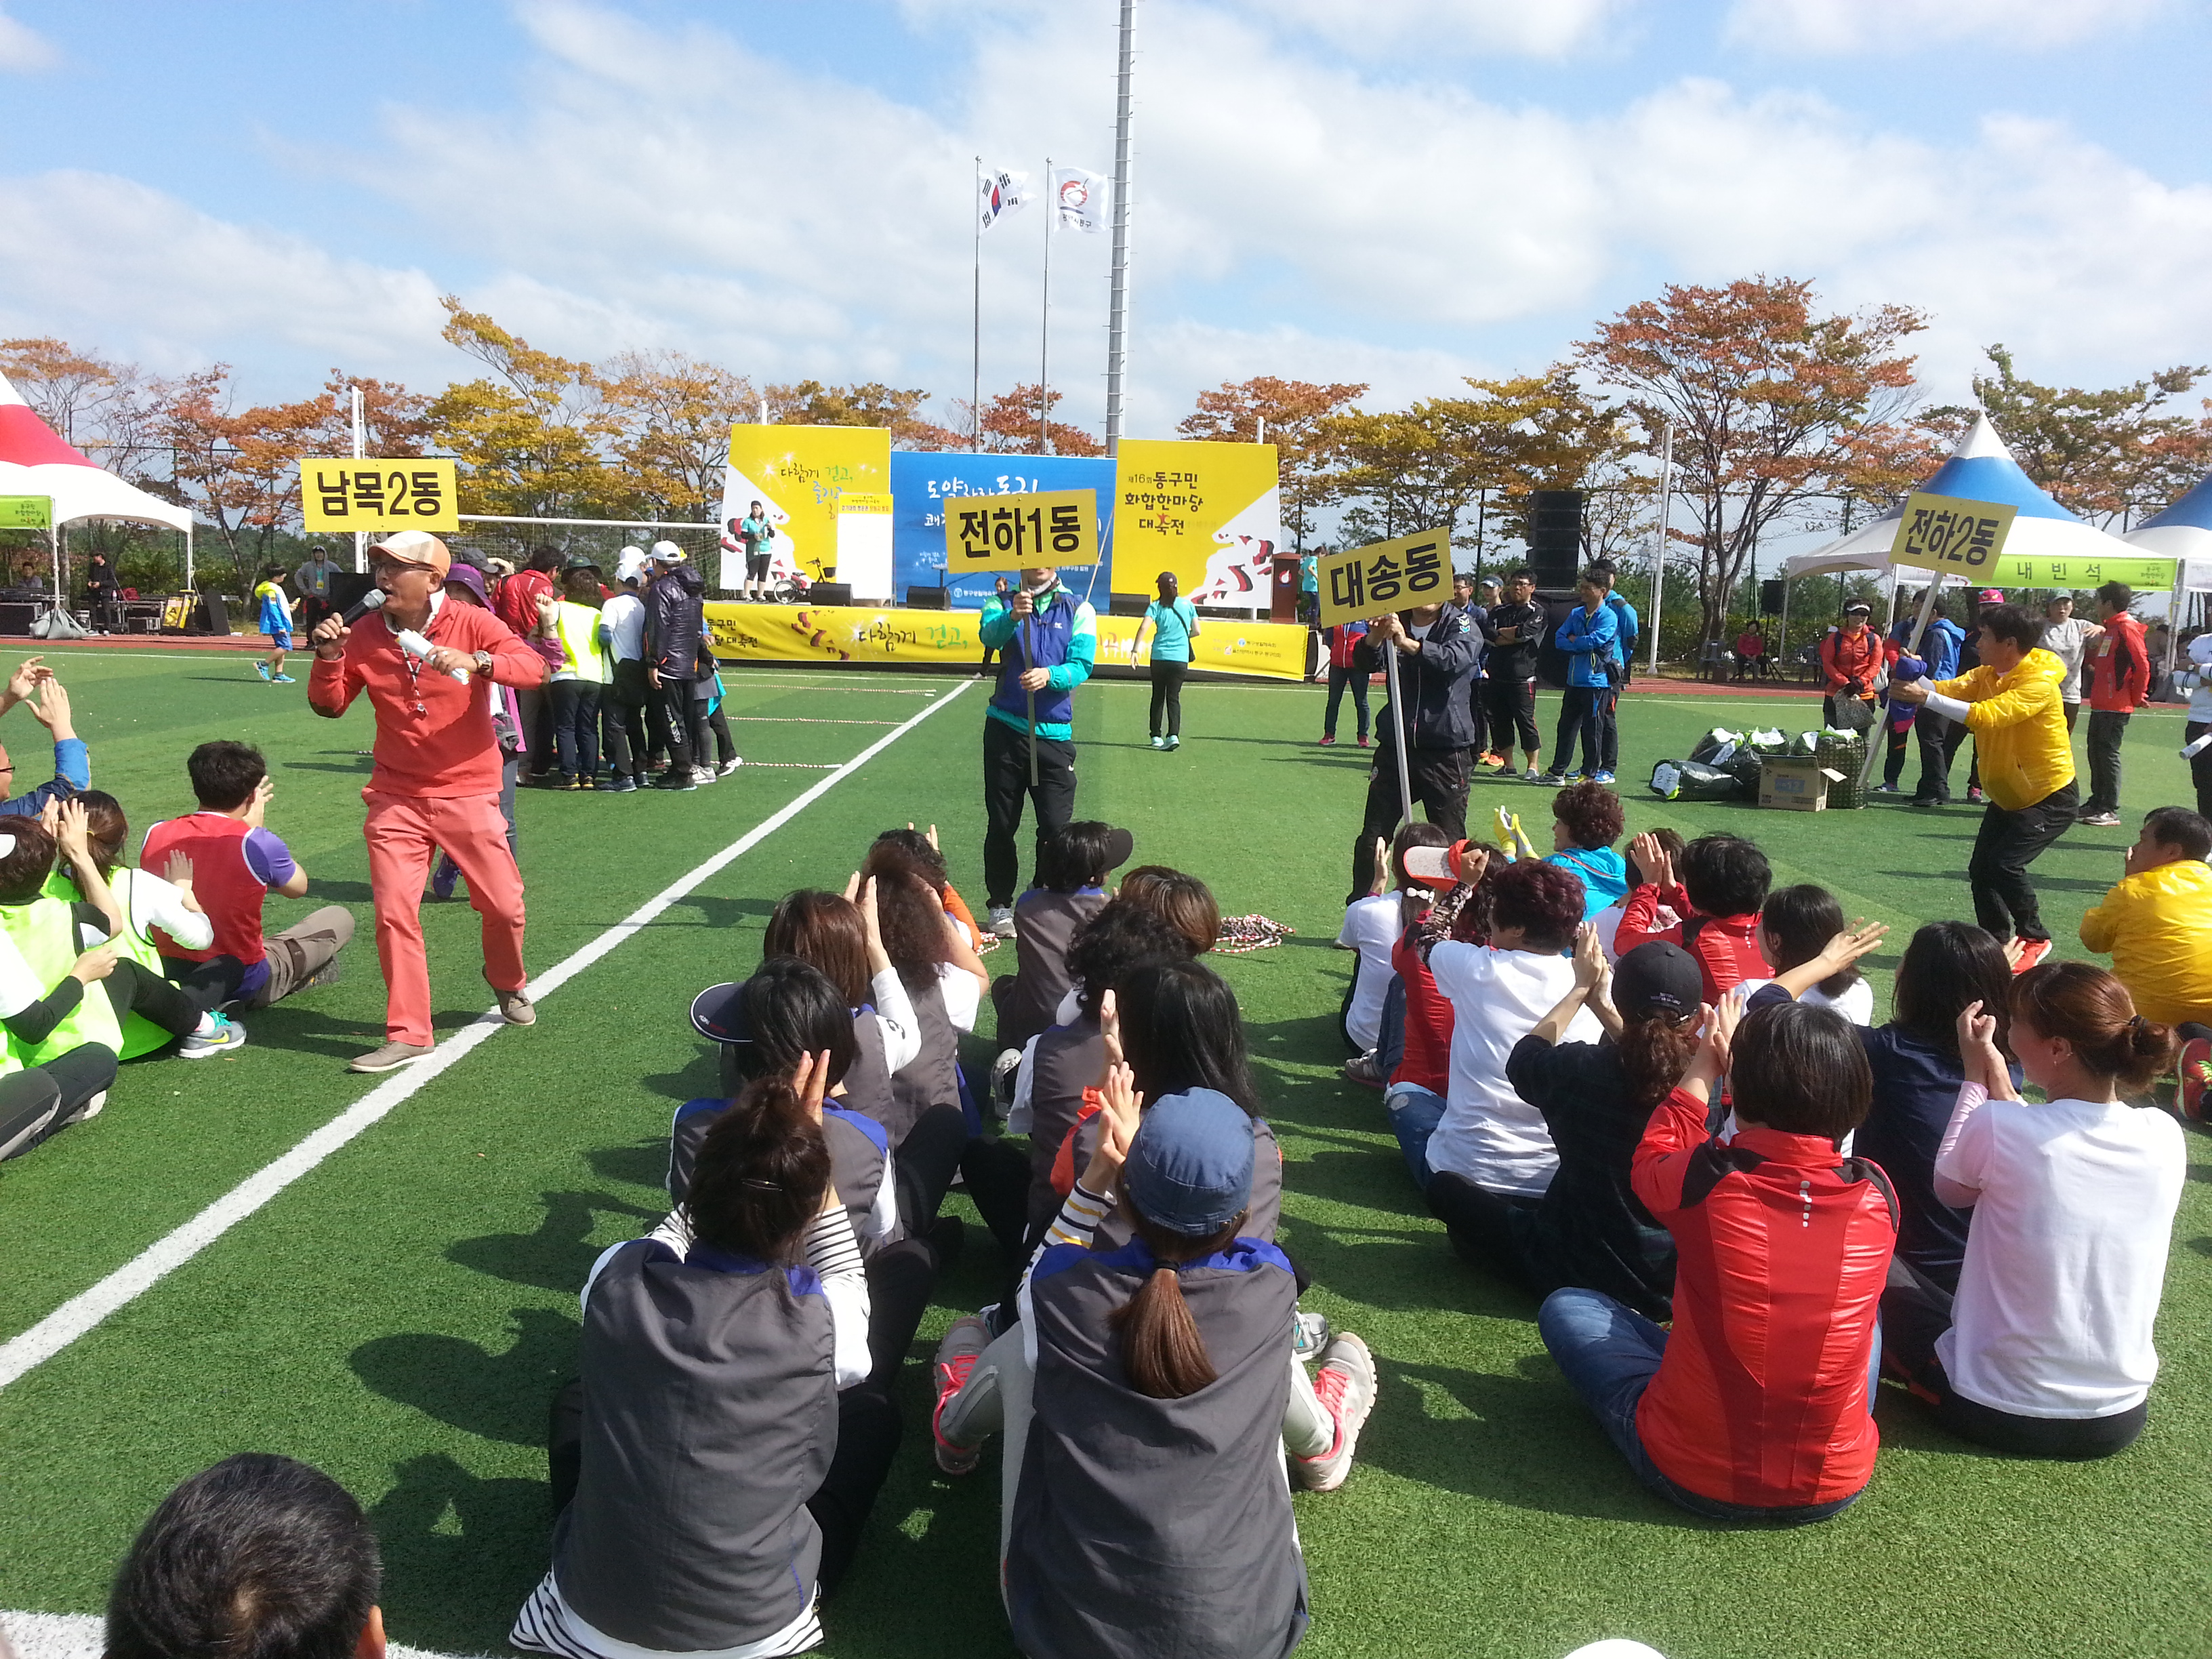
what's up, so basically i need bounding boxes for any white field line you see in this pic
[0,680,972,1392]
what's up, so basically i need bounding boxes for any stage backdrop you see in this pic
[1113,438,1280,607]
[721,425,894,590]
[890,452,1117,605]
[705,601,1307,681]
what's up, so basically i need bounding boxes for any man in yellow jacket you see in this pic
[1891,603,2076,970]
[2078,807,2212,1029]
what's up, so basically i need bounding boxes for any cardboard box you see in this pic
[1759,758,1847,811]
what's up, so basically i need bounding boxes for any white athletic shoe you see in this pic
[717,756,744,777]
[178,1013,247,1059]
[1293,1333,1376,1492]
[987,905,1017,939]
[692,765,718,786]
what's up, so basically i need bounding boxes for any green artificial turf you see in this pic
[1,647,2208,1659]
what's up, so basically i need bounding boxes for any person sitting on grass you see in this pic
[1880,963,2184,1460]
[1344,823,1452,1088]
[1397,853,1596,1199]
[0,809,245,1159]
[253,565,296,684]
[874,824,984,950]
[1114,863,1221,956]
[0,661,89,819]
[930,1085,1377,1659]
[1614,830,1771,1000]
[2076,806,2212,1036]
[1539,993,1897,1525]
[756,883,920,1138]
[1748,883,1874,1025]
[512,1059,885,1659]
[994,820,1130,1056]
[1495,779,1631,921]
[106,1453,384,1659]
[142,741,355,1012]
[1429,934,1700,1319]
[1593,825,1681,961]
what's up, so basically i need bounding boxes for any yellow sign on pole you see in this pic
[942,487,1101,574]
[1887,492,2018,579]
[1315,529,1452,628]
[0,495,52,530]
[300,459,459,533]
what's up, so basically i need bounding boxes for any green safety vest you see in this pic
[0,894,124,1067]
[553,602,611,684]
[43,868,171,1059]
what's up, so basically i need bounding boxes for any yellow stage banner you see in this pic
[943,487,1101,574]
[1315,528,1451,628]
[724,426,893,581]
[1113,438,1280,605]
[705,602,1307,681]
[299,459,457,533]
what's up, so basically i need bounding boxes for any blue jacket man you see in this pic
[977,567,1097,930]
[1549,574,1622,783]
[0,661,87,819]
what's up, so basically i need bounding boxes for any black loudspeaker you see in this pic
[1526,489,1584,590]
[904,586,950,610]
[329,571,377,616]
[810,582,853,607]
[1108,592,1150,617]
[1759,579,1785,616]
[188,592,229,636]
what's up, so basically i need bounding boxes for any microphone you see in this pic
[338,588,467,682]
[341,589,388,625]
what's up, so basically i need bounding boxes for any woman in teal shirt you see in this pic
[1132,571,1200,751]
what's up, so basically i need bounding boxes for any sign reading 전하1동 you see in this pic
[299,458,459,533]
[1887,491,2018,578]
[0,495,53,530]
[1315,529,1451,628]
[943,487,1100,574]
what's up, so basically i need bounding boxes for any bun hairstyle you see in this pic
[0,819,57,904]
[1117,865,1219,954]
[687,1078,830,1263]
[2009,960,2177,1095]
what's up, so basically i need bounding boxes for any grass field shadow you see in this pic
[351,1306,579,1446]
[371,1451,552,1656]
[446,1188,663,1290]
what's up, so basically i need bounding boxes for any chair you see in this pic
[1698,642,1732,684]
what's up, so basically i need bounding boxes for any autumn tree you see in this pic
[159,368,332,594]
[311,370,433,460]
[1926,345,2212,524]
[602,350,759,518]
[1178,377,1366,552]
[1575,276,1924,645]
[948,384,1105,457]
[764,380,960,450]
[427,298,627,518]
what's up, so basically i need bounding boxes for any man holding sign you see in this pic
[1321,532,1479,903]
[976,567,1097,936]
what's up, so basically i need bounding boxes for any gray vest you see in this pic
[668,1099,890,1257]
[1007,1237,1309,1659]
[888,972,960,1147]
[1025,1017,1107,1237]
[555,1240,837,1652]
[1064,1113,1284,1251]
[840,1008,900,1134]
[1000,890,1108,1052]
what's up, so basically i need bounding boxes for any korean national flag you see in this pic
[1049,165,1108,233]
[979,167,1031,232]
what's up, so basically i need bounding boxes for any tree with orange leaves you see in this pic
[949,383,1104,457]
[1180,376,1365,552]
[1575,277,1924,645]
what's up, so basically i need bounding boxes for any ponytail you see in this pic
[2010,960,2178,1097]
[1108,1204,1245,1399]
[687,1079,830,1262]
[1615,1009,1700,1111]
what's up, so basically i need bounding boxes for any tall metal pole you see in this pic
[1646,419,1672,676]
[1040,156,1052,456]
[350,385,367,574]
[972,155,983,444]
[1103,0,1136,455]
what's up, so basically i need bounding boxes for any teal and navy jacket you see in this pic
[979,583,1097,741]
[1556,602,1621,689]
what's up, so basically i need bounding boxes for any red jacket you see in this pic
[2087,613,2150,713]
[1326,621,1368,671]
[1820,625,1884,696]
[1389,928,1452,1094]
[1613,886,1765,1002]
[1631,1086,1898,1509]
[308,600,549,797]
[495,567,565,668]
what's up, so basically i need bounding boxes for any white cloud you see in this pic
[1724,0,2173,53]
[0,5,58,71]
[1221,0,1626,58]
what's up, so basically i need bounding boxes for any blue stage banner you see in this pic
[890,453,1117,607]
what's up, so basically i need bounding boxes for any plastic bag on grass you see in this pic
[1650,759,1746,802]
[1688,727,1746,766]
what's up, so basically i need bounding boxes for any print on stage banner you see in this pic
[890,453,1115,605]
[720,425,894,588]
[1112,438,1281,607]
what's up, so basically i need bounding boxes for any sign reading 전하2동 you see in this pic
[299,459,459,533]
[1315,529,1451,628]
[1887,492,2018,577]
[943,487,1100,573]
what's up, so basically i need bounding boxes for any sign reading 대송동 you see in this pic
[299,459,458,533]
[0,495,53,530]
[943,488,1101,574]
[1315,529,1452,628]
[1887,492,2018,579]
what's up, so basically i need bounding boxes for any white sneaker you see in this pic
[1293,1333,1376,1492]
[691,765,718,785]
[717,756,744,777]
[1292,1309,1332,1362]
[987,905,1017,938]
[178,1013,247,1059]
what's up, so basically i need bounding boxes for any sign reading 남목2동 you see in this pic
[299,459,459,533]
[1887,492,2018,577]
[1315,529,1452,628]
[943,487,1100,574]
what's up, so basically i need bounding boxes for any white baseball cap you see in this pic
[647,539,687,565]
[615,546,647,583]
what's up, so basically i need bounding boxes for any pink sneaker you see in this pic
[1293,1333,1376,1492]
[931,1315,989,1475]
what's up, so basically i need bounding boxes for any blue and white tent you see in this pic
[1783,414,2135,579]
[2125,471,2212,587]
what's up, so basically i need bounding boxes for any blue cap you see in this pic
[1121,1088,1254,1237]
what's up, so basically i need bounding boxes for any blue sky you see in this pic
[2,0,2209,447]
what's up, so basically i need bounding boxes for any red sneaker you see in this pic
[1318,734,1336,746]
[2011,937,2053,975]
[1357,735,1372,747]
[2178,1038,2211,1122]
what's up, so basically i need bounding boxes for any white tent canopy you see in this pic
[1782,415,2133,580]
[2126,469,2212,590]
[0,369,193,603]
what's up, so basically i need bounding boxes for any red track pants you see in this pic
[363,789,527,1046]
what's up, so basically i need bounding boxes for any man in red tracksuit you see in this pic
[309,532,550,1072]
[1538,994,1898,1522]
[2078,579,2151,828]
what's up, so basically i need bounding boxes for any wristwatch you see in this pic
[472,649,495,675]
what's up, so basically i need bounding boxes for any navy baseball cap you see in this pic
[1122,1088,1254,1237]
[1611,942,1703,1021]
[689,983,750,1044]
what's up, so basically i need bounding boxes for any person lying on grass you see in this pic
[1539,989,1897,1524]
[1879,962,2185,1461]
[931,1084,1377,1659]
[514,1055,892,1659]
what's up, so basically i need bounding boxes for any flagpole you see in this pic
[1103,0,1136,455]
[972,155,983,445]
[1040,155,1052,457]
